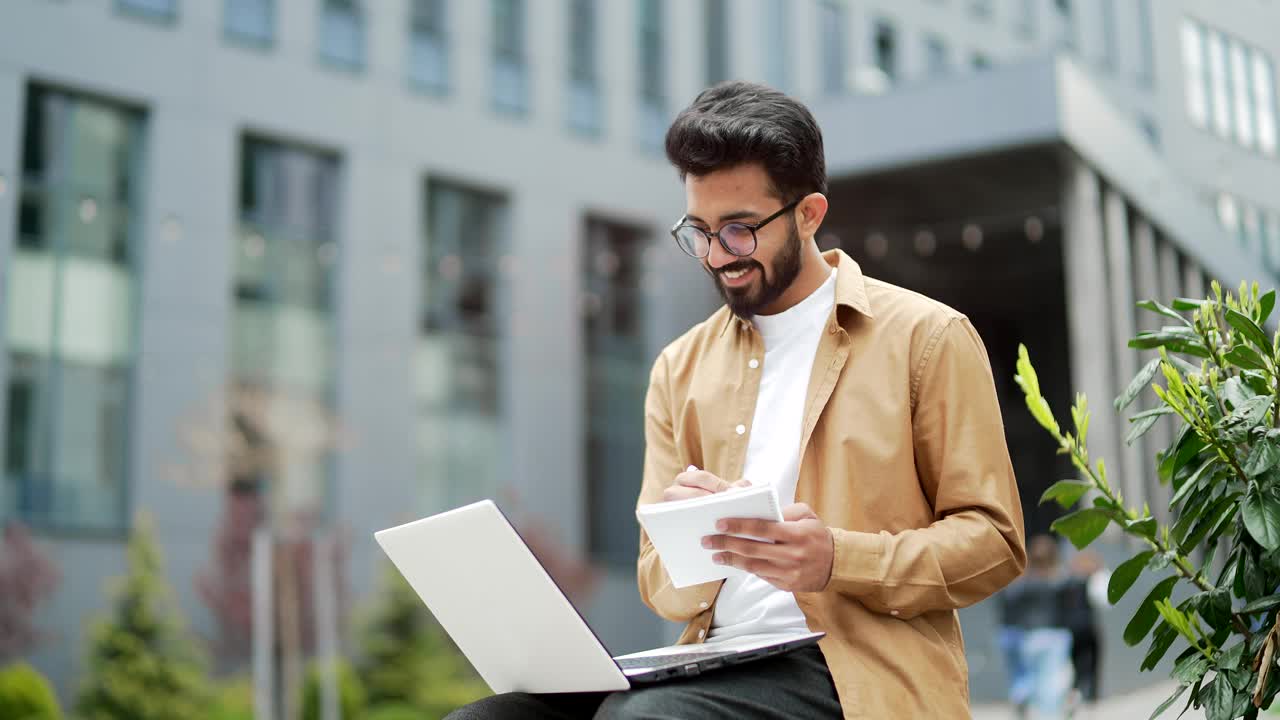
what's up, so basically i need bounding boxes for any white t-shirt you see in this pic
[708,268,837,643]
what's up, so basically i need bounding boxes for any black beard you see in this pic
[712,221,803,318]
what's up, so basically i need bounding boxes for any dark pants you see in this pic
[1070,629,1100,702]
[442,646,842,720]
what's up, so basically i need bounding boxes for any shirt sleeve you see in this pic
[635,352,722,622]
[823,316,1027,619]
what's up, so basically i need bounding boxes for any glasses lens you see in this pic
[675,226,710,257]
[720,224,756,256]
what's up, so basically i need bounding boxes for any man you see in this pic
[449,81,1025,719]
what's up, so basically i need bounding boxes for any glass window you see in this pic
[492,0,529,114]
[4,87,144,533]
[116,0,176,21]
[1217,193,1240,234]
[1136,0,1155,85]
[970,0,992,20]
[1016,0,1036,37]
[925,35,949,77]
[1253,51,1277,156]
[1230,40,1256,148]
[872,20,897,84]
[1054,0,1075,51]
[409,0,450,93]
[583,218,650,568]
[1207,30,1232,138]
[319,0,365,70]
[1242,203,1261,251]
[225,0,273,45]
[1265,212,1280,274]
[1099,0,1117,70]
[704,0,729,87]
[232,138,340,519]
[763,0,790,91]
[1182,20,1208,128]
[819,1,846,96]
[417,181,509,511]
[567,0,602,135]
[637,0,666,150]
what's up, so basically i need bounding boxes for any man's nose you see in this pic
[706,237,736,270]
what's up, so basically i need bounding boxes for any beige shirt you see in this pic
[636,249,1027,719]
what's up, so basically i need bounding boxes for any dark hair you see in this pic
[664,81,826,202]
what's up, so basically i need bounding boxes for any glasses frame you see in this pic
[669,198,802,259]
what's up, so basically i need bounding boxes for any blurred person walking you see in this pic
[999,535,1074,719]
[1059,551,1110,709]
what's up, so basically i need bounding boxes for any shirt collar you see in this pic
[718,248,875,337]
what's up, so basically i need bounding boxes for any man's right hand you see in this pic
[663,466,751,502]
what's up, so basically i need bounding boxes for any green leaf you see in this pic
[1239,593,1280,614]
[1109,551,1155,604]
[1137,299,1192,326]
[1194,588,1233,631]
[1039,480,1092,509]
[1130,406,1177,422]
[1126,413,1162,445]
[1226,308,1273,353]
[1160,433,1207,484]
[1216,641,1247,671]
[1242,439,1280,477]
[1216,395,1272,443]
[1171,297,1204,311]
[1141,620,1180,672]
[1124,576,1179,646]
[1260,289,1276,325]
[1204,674,1235,720]
[1181,493,1242,554]
[1170,458,1217,510]
[1126,516,1158,539]
[1148,682,1188,720]
[1051,508,1112,550]
[1116,357,1164,412]
[1224,344,1269,371]
[1221,377,1256,411]
[1241,487,1280,551]
[1174,653,1211,684]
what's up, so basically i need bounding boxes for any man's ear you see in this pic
[796,193,829,238]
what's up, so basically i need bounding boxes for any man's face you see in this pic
[683,164,802,318]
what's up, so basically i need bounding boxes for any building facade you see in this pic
[1,0,1277,705]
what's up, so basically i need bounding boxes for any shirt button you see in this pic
[699,601,709,609]
[890,610,900,616]
[698,629,706,639]
[748,358,759,369]
[735,424,746,435]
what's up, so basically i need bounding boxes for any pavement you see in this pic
[971,681,1209,719]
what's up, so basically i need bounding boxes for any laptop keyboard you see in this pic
[615,651,724,670]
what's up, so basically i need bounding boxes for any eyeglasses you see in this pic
[670,198,802,259]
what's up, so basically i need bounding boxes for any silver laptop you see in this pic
[373,499,824,694]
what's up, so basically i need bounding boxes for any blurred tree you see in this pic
[300,658,364,720]
[0,521,60,661]
[76,512,213,720]
[356,562,490,716]
[0,661,62,719]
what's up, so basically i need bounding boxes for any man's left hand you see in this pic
[702,503,834,593]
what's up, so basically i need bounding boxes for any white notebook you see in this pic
[636,484,784,588]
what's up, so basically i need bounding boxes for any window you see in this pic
[319,0,365,70]
[763,0,790,91]
[1181,20,1208,128]
[1230,40,1255,148]
[409,0,450,93]
[1054,0,1075,51]
[1099,0,1117,70]
[583,219,650,567]
[418,181,509,511]
[637,0,666,150]
[819,1,846,95]
[924,35,949,77]
[567,0,602,135]
[1136,0,1155,85]
[704,0,729,87]
[116,0,176,21]
[1206,30,1232,138]
[225,0,273,45]
[1254,52,1277,156]
[4,86,144,533]
[1016,0,1036,37]
[492,0,529,114]
[969,0,992,20]
[872,21,897,85]
[1265,212,1280,274]
[233,139,341,521]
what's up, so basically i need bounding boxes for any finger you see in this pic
[781,503,818,522]
[675,470,728,494]
[728,479,753,490]
[716,517,782,539]
[715,552,786,579]
[702,534,785,560]
[663,485,712,502]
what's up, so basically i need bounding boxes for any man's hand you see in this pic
[663,466,751,502]
[702,503,834,592]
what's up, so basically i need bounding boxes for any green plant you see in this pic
[356,563,490,717]
[300,658,366,720]
[364,703,425,720]
[1016,281,1280,720]
[206,676,253,720]
[0,661,62,719]
[76,512,213,720]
